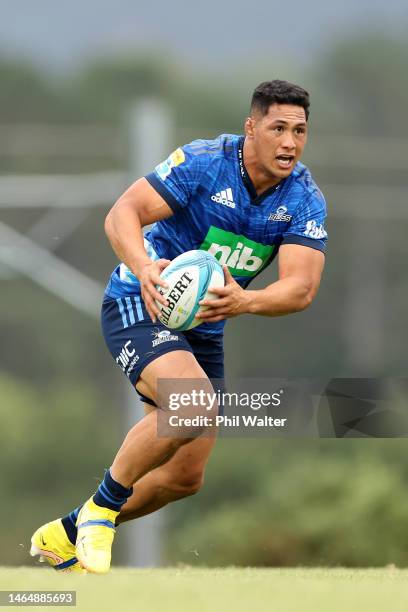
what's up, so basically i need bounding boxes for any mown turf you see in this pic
[0,567,407,612]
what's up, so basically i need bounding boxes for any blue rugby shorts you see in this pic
[101,295,225,407]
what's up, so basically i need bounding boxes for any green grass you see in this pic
[1,567,407,612]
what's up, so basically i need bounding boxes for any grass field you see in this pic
[1,567,407,611]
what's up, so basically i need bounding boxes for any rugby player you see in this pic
[30,80,327,573]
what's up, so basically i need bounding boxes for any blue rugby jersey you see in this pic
[105,134,328,335]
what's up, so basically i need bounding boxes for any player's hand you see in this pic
[139,259,170,323]
[196,265,249,323]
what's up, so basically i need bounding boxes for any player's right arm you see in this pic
[104,177,173,322]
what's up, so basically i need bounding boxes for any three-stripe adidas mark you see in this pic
[116,296,144,328]
[211,188,236,209]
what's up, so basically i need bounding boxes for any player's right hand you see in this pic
[139,259,170,323]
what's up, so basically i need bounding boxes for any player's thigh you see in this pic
[137,349,209,406]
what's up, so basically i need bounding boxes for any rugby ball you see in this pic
[155,250,225,330]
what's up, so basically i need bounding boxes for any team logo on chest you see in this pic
[211,187,236,209]
[268,205,292,222]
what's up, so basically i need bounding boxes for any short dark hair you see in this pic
[251,80,310,120]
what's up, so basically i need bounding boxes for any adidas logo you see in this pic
[211,188,236,209]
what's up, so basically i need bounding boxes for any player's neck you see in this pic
[243,138,281,195]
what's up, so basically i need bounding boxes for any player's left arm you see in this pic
[196,244,325,322]
[247,243,324,316]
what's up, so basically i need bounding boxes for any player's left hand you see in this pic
[196,265,249,322]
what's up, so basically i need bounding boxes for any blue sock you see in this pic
[93,469,133,512]
[61,471,131,544]
[61,506,82,546]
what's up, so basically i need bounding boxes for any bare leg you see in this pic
[110,350,217,487]
[117,433,216,523]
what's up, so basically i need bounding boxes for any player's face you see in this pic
[246,104,308,179]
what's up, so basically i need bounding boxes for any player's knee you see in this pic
[166,468,205,498]
[173,474,204,497]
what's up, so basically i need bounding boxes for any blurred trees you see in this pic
[73,54,174,124]
[0,59,61,124]
[0,53,243,132]
[167,438,408,567]
[314,33,408,137]
[2,31,408,133]
[0,374,120,565]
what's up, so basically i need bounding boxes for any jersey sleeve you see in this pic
[145,145,202,213]
[281,189,328,253]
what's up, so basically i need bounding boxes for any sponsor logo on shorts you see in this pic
[268,205,292,222]
[155,148,185,180]
[152,329,179,348]
[116,340,139,377]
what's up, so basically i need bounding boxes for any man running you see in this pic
[31,80,327,573]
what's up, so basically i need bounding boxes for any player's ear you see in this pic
[245,116,255,138]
